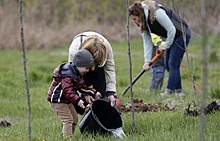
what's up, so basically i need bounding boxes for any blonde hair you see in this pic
[80,35,108,67]
[129,0,156,33]
[143,0,156,24]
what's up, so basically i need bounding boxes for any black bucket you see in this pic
[79,99,123,135]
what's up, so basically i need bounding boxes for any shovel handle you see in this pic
[122,49,165,95]
[121,69,145,95]
[149,49,164,66]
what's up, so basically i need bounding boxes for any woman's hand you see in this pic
[78,99,85,109]
[95,92,102,99]
[85,95,95,104]
[158,45,167,52]
[84,92,101,104]
[143,62,151,71]
[108,95,116,106]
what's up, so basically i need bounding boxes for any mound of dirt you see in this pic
[116,98,176,113]
[115,99,220,116]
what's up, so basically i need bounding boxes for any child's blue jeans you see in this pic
[150,65,165,92]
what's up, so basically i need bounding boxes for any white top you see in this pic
[68,31,116,93]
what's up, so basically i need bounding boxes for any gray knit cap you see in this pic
[73,49,94,67]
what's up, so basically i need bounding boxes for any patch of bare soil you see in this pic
[116,98,176,113]
[116,99,220,116]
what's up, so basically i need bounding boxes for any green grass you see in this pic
[0,36,220,141]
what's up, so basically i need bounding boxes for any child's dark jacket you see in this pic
[47,62,96,105]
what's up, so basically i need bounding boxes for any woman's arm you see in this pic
[104,42,116,95]
[142,30,153,63]
[155,8,176,49]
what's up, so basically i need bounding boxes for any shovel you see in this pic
[122,49,164,95]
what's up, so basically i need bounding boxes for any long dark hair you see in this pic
[129,1,146,33]
[129,0,157,33]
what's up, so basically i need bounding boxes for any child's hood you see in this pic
[52,62,79,81]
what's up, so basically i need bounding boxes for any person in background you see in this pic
[149,33,165,92]
[68,31,120,106]
[129,0,191,97]
[47,49,101,138]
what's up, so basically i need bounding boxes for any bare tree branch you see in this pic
[19,0,32,140]
[126,0,136,134]
[200,0,208,141]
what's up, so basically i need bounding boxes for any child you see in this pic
[47,49,101,137]
[149,33,165,92]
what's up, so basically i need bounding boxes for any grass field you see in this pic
[0,36,220,141]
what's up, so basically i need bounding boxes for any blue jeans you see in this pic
[164,28,191,93]
[150,66,165,92]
